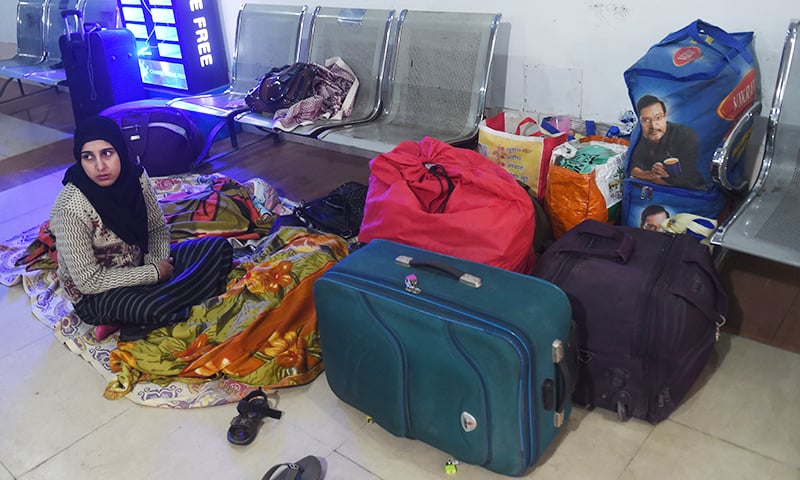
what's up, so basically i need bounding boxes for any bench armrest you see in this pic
[711,101,762,192]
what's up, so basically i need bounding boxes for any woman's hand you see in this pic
[155,257,174,282]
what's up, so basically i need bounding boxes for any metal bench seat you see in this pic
[234,6,395,138]
[0,0,48,69]
[317,10,501,157]
[711,20,800,267]
[167,3,307,149]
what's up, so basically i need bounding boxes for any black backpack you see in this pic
[100,104,207,176]
[245,62,318,114]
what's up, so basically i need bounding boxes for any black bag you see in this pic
[100,104,206,176]
[532,220,728,424]
[294,182,368,239]
[245,62,318,114]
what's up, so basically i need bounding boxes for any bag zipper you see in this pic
[652,321,717,419]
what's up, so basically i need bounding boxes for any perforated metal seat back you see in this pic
[82,0,119,29]
[168,3,306,117]
[319,10,500,154]
[0,0,47,66]
[44,0,81,63]
[231,3,305,96]
[712,20,800,267]
[306,7,394,122]
[383,10,498,138]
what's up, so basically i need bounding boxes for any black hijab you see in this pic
[63,116,150,253]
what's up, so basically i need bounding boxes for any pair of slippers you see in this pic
[228,390,323,479]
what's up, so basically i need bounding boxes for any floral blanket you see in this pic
[0,174,348,408]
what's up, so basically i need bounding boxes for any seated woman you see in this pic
[50,115,233,341]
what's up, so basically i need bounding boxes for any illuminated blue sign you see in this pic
[117,0,229,94]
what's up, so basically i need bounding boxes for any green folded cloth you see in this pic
[557,145,617,174]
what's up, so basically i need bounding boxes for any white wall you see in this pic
[0,0,793,123]
[218,0,795,124]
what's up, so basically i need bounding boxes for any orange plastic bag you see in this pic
[545,166,609,239]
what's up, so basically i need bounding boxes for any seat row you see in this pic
[168,4,501,158]
[0,0,118,96]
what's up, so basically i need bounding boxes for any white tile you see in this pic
[620,421,800,480]
[0,285,51,360]
[20,401,330,480]
[331,404,652,480]
[0,170,63,238]
[523,407,653,480]
[670,333,800,469]
[0,336,132,477]
[277,372,370,451]
[0,114,70,160]
[324,451,381,480]
[0,463,12,480]
[336,418,460,480]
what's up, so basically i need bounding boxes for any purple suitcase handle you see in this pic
[556,222,636,264]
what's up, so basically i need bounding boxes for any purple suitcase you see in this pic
[532,220,727,423]
[59,10,146,124]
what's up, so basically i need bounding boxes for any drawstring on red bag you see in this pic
[422,163,455,214]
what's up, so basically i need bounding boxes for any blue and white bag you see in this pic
[621,20,758,229]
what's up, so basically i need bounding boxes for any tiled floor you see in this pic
[0,81,798,480]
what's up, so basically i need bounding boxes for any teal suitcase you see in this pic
[314,240,575,476]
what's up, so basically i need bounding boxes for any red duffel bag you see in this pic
[359,137,536,273]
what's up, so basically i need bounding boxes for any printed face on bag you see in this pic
[628,95,705,189]
[640,205,670,232]
[639,102,667,143]
[80,140,121,187]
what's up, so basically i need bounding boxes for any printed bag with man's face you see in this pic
[620,20,758,229]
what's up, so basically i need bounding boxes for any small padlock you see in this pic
[445,458,460,475]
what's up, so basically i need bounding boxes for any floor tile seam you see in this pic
[0,323,52,363]
[662,417,798,469]
[0,206,51,231]
[0,168,64,198]
[12,407,133,479]
[615,424,655,480]
[0,458,11,479]
[328,449,384,479]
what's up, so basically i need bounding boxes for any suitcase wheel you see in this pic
[616,401,630,422]
[614,390,633,422]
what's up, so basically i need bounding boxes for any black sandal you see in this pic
[227,388,283,446]
[262,455,322,480]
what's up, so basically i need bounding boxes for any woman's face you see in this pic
[80,140,121,187]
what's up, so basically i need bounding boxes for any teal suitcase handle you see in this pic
[395,255,482,288]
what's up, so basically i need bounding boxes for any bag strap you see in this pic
[193,118,228,168]
[246,79,272,113]
[687,20,754,63]
[554,221,635,264]
[676,243,729,325]
[119,113,151,165]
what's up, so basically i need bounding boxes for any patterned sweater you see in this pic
[49,172,171,303]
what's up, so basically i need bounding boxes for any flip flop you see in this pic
[261,455,323,480]
[227,388,283,446]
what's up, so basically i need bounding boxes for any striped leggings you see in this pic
[74,236,233,328]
